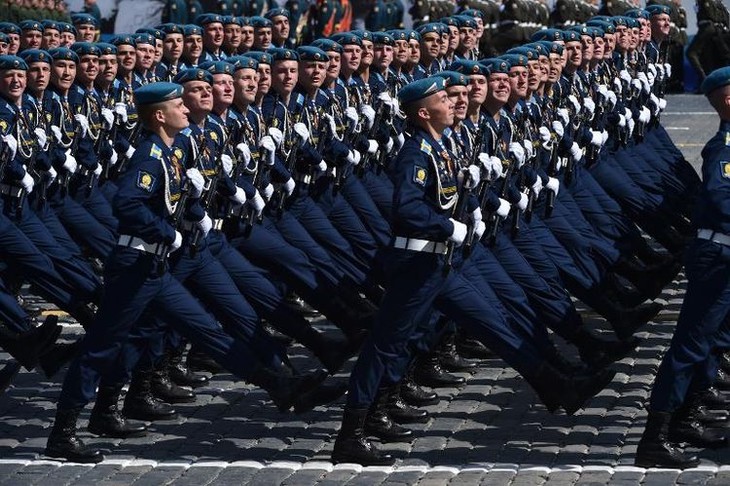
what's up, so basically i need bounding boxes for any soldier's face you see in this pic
[326,52,341,82]
[257,64,271,96]
[51,60,75,90]
[640,19,651,41]
[360,41,374,67]
[164,34,184,61]
[299,60,326,91]
[446,85,468,121]
[420,34,440,62]
[373,44,393,71]
[393,40,408,65]
[447,27,459,52]
[204,22,224,49]
[0,42,7,55]
[154,39,163,63]
[342,45,361,72]
[604,34,615,56]
[593,37,604,59]
[0,69,26,103]
[7,34,19,55]
[439,33,448,55]
[20,30,43,50]
[160,97,190,131]
[184,35,203,60]
[77,24,95,42]
[580,35,593,63]
[468,75,487,106]
[527,60,541,90]
[136,44,155,70]
[487,73,510,104]
[27,62,50,93]
[77,55,99,84]
[547,53,561,82]
[42,28,60,49]
[272,16,290,44]
[650,14,671,39]
[224,24,242,51]
[422,90,454,130]
[254,27,272,49]
[117,45,136,72]
[98,55,117,83]
[459,27,475,51]
[212,73,234,109]
[566,41,582,67]
[234,68,257,105]
[475,18,484,39]
[538,55,549,82]
[629,27,639,49]
[182,80,213,114]
[508,66,528,99]
[272,60,297,95]
[60,32,75,47]
[241,26,254,50]
[408,40,420,65]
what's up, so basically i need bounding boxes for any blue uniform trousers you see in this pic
[69,176,118,235]
[340,175,392,248]
[357,169,394,221]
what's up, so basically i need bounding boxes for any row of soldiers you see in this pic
[0,2,711,470]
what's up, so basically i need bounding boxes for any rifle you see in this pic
[444,171,474,275]
[462,125,484,256]
[241,145,267,237]
[189,141,225,255]
[272,117,303,217]
[358,101,390,174]
[484,154,515,243]
[113,120,142,179]
[158,168,191,275]
[59,120,83,198]
[100,114,120,185]
[544,135,560,218]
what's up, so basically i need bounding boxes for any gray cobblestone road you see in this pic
[0,95,722,485]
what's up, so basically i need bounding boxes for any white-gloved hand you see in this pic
[567,94,580,112]
[108,142,118,166]
[517,192,528,211]
[63,150,78,173]
[656,63,666,78]
[628,117,636,137]
[361,104,375,129]
[639,106,651,123]
[583,97,595,114]
[570,142,582,163]
[221,153,234,176]
[391,97,400,114]
[522,139,534,159]
[664,63,672,78]
[647,71,656,88]
[284,177,296,196]
[2,134,17,159]
[606,89,617,109]
[171,231,183,252]
[346,149,361,166]
[631,78,642,92]
[659,98,667,111]
[268,127,284,146]
[590,130,603,147]
[649,93,661,115]
[185,168,205,197]
[345,106,359,125]
[251,189,265,216]
[539,126,551,144]
[509,142,525,167]
[20,170,34,193]
[619,69,631,84]
[624,107,632,122]
[637,72,649,93]
[236,142,252,164]
[113,102,128,123]
[45,166,57,188]
[647,63,657,77]
[377,91,394,106]
[367,139,378,154]
[395,132,405,150]
[34,128,47,148]
[231,186,247,205]
[197,213,212,236]
[385,137,394,152]
[474,220,486,240]
[472,206,483,223]
[93,162,102,176]
[324,113,337,135]
[263,182,274,200]
[497,198,511,218]
[73,114,89,138]
[466,164,480,186]
[546,176,559,195]
[51,125,63,143]
[601,130,609,145]
[557,108,570,125]
[449,218,467,246]
[613,77,623,94]
[618,114,626,127]
[597,85,608,97]
[490,156,504,179]
[531,176,543,195]
[260,136,276,165]
[293,122,309,143]
[316,160,327,172]
[101,107,114,129]
[552,120,564,139]
[126,145,135,159]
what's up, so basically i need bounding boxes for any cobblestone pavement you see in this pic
[0,95,724,485]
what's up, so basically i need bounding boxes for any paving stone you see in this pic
[642,469,681,485]
[245,467,297,484]
[131,466,187,485]
[206,466,260,485]
[317,468,359,485]
[280,468,327,486]
[676,470,718,485]
[169,466,223,486]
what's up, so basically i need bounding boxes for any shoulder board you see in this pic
[295,92,305,107]
[419,138,433,155]
[725,132,730,147]
[150,143,163,160]
[180,127,192,136]
[73,85,85,95]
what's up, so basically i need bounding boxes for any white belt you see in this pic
[0,184,22,197]
[697,229,730,247]
[393,236,448,254]
[117,235,167,255]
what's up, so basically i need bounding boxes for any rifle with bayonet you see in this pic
[462,124,485,256]
[189,138,225,255]
[444,170,475,275]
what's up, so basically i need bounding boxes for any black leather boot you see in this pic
[186,346,224,374]
[413,354,465,388]
[122,370,178,421]
[401,363,439,407]
[669,401,729,448]
[38,339,82,379]
[45,408,104,463]
[438,331,476,372]
[608,302,663,341]
[364,391,413,442]
[384,383,429,424]
[719,352,730,375]
[0,360,20,395]
[716,369,730,391]
[292,378,348,414]
[573,327,640,370]
[332,407,396,466]
[635,411,700,468]
[601,272,648,309]
[456,332,494,359]
[0,316,61,370]
[301,328,360,375]
[529,362,616,415]
[249,365,328,412]
[151,355,196,404]
[88,386,147,438]
[699,387,730,408]
[168,347,208,388]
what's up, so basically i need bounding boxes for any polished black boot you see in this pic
[716,368,730,391]
[332,407,396,466]
[456,332,494,360]
[0,317,62,370]
[608,302,663,342]
[669,402,729,448]
[302,328,360,375]
[45,408,104,463]
[413,354,465,388]
[635,411,700,468]
[699,387,730,408]
[88,386,147,438]
[438,331,476,372]
[530,362,616,415]
[573,327,640,370]
[151,356,196,404]
[0,360,20,395]
[168,347,208,388]
[364,391,414,442]
[384,383,429,424]
[122,370,178,421]
[401,363,439,407]
[186,346,224,374]
[39,339,82,379]
[719,352,730,375]
[69,302,96,330]
[249,365,328,412]
[292,378,348,414]
[601,272,648,309]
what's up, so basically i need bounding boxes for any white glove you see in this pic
[546,176,559,195]
[293,122,309,143]
[395,133,405,150]
[567,95,580,112]
[517,192,528,211]
[597,85,608,98]
[34,128,47,148]
[664,63,672,78]
[539,126,551,144]
[2,134,17,159]
[601,130,609,145]
[101,107,114,129]
[466,164,480,186]
[170,231,183,252]
[361,104,375,129]
[391,97,400,114]
[263,182,274,200]
[489,156,503,179]
[508,142,525,167]
[45,166,57,188]
[613,77,622,95]
[316,160,327,172]
[531,177,543,195]
[474,220,486,240]
[497,198,511,218]
[377,91,393,107]
[649,94,661,116]
[231,186,247,205]
[345,106,359,125]
[197,213,212,236]
[639,107,651,123]
[647,71,656,88]
[260,136,276,165]
[346,150,361,166]
[367,139,378,154]
[522,139,534,160]
[606,90,617,109]
[659,98,667,111]
[385,137,394,153]
[113,102,128,123]
[63,151,78,173]
[126,145,135,159]
[472,207,483,224]
[284,177,296,196]
[628,118,636,137]
[570,142,582,163]
[236,142,252,164]
[647,63,657,78]
[619,69,631,84]
[268,127,284,146]
[618,114,626,128]
[448,218,467,246]
[221,153,234,177]
[557,108,569,125]
[631,78,642,93]
[624,107,633,122]
[590,130,603,147]
[185,168,205,197]
[73,114,89,138]
[583,97,595,114]
[20,170,34,193]
[51,125,63,143]
[324,113,337,135]
[552,120,564,139]
[251,189,265,216]
[93,163,102,176]
[657,63,666,78]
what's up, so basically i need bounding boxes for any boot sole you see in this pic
[563,369,617,415]
[88,426,147,439]
[45,447,104,464]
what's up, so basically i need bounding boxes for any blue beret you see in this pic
[500,54,527,68]
[269,47,299,62]
[312,38,343,53]
[613,16,628,27]
[646,4,672,16]
[371,32,394,46]
[533,40,563,55]
[481,58,511,74]
[137,28,164,40]
[524,42,548,57]
[48,47,79,63]
[625,17,640,28]
[352,30,373,42]
[0,23,20,36]
[135,33,156,47]
[42,20,60,32]
[0,33,9,44]
[199,60,235,75]
[569,25,593,38]
[229,55,258,71]
[174,68,213,84]
[58,22,76,35]
[71,42,101,57]
[562,29,581,42]
[589,26,605,37]
[531,28,563,42]
[245,51,272,65]
[702,66,730,95]
[389,30,408,42]
[251,16,272,28]
[416,23,441,37]
[590,15,612,23]
[196,13,224,25]
[454,15,477,30]
[158,23,184,36]
[222,16,243,26]
[71,13,99,28]
[19,20,44,33]
[406,30,421,42]
[135,81,184,106]
[241,17,252,26]
[440,17,459,28]
[97,42,117,56]
[264,8,290,19]
[435,70,469,87]
[184,24,202,37]
[507,47,539,61]
[624,9,650,20]
[461,8,485,19]
[111,35,136,47]
[0,55,27,71]
[330,33,362,47]
[19,49,52,65]
[398,76,447,106]
[450,59,489,77]
[297,46,328,62]
[586,20,615,34]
